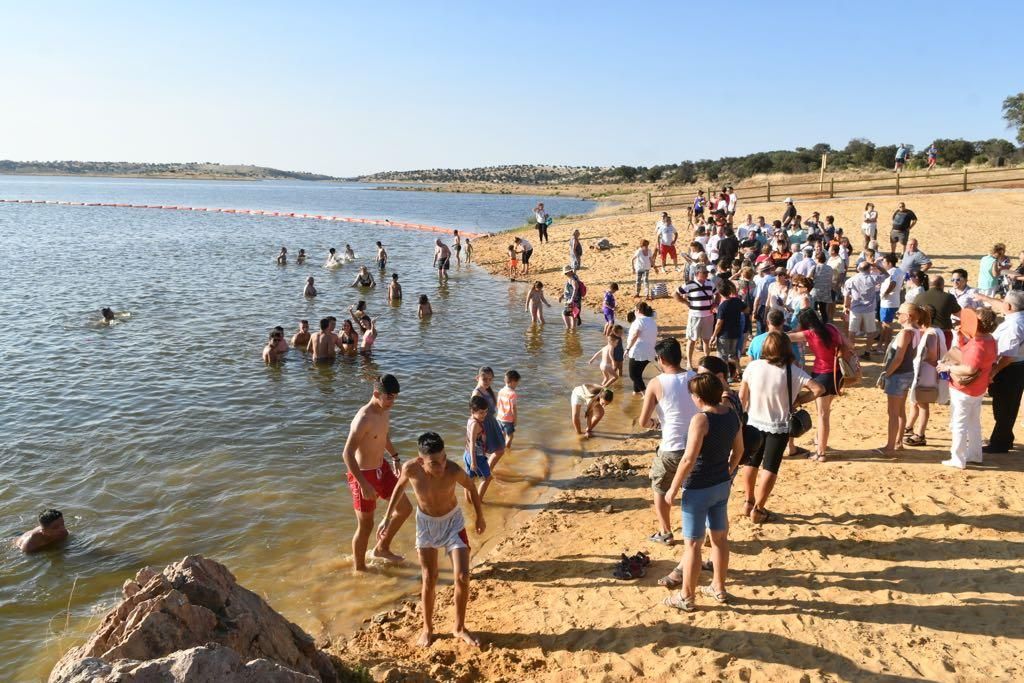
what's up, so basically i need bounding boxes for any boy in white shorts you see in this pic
[378,432,485,648]
[843,261,882,358]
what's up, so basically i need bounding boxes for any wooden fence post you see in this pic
[646,192,652,212]
[829,177,834,198]
[896,173,900,196]
[766,181,771,202]
[962,167,968,191]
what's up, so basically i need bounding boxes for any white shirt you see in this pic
[994,311,1024,361]
[737,222,755,239]
[743,360,812,434]
[727,193,738,212]
[951,285,977,311]
[656,223,677,246]
[633,247,653,271]
[627,315,658,361]
[879,267,906,308]
[654,370,698,451]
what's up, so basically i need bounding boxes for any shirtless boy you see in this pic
[15,509,68,553]
[570,384,614,437]
[291,320,311,348]
[303,277,317,297]
[376,241,388,270]
[378,432,484,648]
[307,318,339,363]
[342,374,412,571]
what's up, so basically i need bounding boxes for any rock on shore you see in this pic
[50,555,339,683]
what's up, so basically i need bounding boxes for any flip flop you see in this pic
[751,507,774,524]
[790,447,812,458]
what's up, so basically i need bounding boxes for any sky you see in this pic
[2,1,1022,177]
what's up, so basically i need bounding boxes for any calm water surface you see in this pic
[0,177,613,681]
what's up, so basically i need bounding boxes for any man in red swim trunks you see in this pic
[343,373,412,571]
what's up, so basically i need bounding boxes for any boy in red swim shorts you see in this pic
[342,374,413,572]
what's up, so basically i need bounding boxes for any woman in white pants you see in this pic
[938,309,998,469]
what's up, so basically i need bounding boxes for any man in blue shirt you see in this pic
[751,261,776,335]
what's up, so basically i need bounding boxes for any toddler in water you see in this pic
[525,281,551,324]
[303,276,317,297]
[569,384,614,438]
[602,282,619,336]
[507,245,520,280]
[418,294,433,318]
[465,238,473,263]
[496,370,520,449]
[589,335,619,387]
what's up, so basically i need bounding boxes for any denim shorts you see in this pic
[498,420,515,436]
[680,479,731,540]
[884,372,914,396]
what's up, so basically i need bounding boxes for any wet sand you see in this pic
[336,189,1024,681]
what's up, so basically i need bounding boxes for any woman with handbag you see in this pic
[938,308,999,469]
[786,309,851,461]
[905,305,946,447]
[877,304,921,455]
[739,332,824,523]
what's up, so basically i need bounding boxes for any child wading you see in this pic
[378,432,485,648]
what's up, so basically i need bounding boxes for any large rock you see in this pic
[50,556,337,683]
[54,644,318,682]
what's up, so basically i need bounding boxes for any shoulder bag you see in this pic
[786,363,813,438]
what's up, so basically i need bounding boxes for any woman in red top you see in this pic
[938,309,999,469]
[788,309,851,461]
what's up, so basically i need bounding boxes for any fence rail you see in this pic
[646,166,1024,212]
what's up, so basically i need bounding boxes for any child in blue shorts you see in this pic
[464,395,493,501]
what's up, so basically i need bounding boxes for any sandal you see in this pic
[613,553,649,580]
[812,453,828,462]
[647,531,674,545]
[699,584,729,604]
[751,507,774,524]
[741,498,756,517]
[658,567,683,589]
[789,447,811,458]
[904,434,927,446]
[663,592,696,612]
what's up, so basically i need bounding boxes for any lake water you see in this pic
[0,176,612,681]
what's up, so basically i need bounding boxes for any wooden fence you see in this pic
[646,166,1024,212]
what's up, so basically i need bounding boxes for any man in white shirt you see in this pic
[727,186,738,218]
[737,214,756,240]
[844,261,882,357]
[791,246,817,278]
[877,253,905,350]
[949,268,978,316]
[979,291,1024,453]
[638,338,697,545]
[655,215,679,273]
[752,261,776,334]
[706,225,723,263]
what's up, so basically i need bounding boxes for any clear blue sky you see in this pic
[3,1,1020,176]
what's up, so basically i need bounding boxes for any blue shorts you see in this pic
[680,479,731,540]
[498,420,515,436]
[464,450,491,478]
[880,307,898,324]
[884,372,914,396]
[602,306,615,324]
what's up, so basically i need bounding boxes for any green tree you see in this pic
[1002,92,1024,144]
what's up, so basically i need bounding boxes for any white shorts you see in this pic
[687,314,714,341]
[415,506,469,554]
[848,311,877,336]
[861,223,877,237]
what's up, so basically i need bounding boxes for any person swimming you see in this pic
[343,244,356,262]
[15,509,68,553]
[101,307,115,324]
[296,249,306,265]
[418,294,433,319]
[352,266,376,288]
[325,248,342,269]
[303,276,318,297]
[388,273,402,302]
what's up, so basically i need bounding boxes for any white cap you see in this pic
[784,197,793,203]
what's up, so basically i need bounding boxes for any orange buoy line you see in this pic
[0,198,486,238]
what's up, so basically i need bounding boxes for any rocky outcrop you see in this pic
[50,556,338,683]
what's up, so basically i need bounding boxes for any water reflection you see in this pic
[561,330,583,360]
[525,325,544,355]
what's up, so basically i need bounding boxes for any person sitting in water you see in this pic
[291,320,310,348]
[325,248,342,268]
[388,273,403,302]
[303,276,318,297]
[263,329,286,363]
[276,247,288,265]
[418,294,433,319]
[352,266,376,288]
[15,509,68,553]
[296,249,306,265]
[344,244,356,262]
[101,307,115,324]
[570,384,614,438]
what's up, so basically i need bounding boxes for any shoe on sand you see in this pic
[940,459,965,470]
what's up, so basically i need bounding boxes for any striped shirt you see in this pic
[681,280,716,318]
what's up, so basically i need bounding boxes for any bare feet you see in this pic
[370,547,405,563]
[453,629,481,648]
[415,629,434,647]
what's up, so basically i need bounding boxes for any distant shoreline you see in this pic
[0,171,341,183]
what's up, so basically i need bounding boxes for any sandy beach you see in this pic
[336,188,1024,681]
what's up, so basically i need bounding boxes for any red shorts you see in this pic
[347,465,398,513]
[660,244,677,259]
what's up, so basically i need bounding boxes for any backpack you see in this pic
[576,280,587,300]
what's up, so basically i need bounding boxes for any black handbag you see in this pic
[787,363,813,438]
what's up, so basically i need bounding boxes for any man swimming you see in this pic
[15,509,68,553]
[342,374,412,571]
[276,247,287,265]
[376,241,388,271]
[101,307,115,324]
[433,239,452,282]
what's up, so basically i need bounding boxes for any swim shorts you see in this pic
[650,448,683,497]
[439,256,451,271]
[498,420,516,436]
[464,449,491,478]
[602,306,615,323]
[415,506,470,554]
[346,464,399,513]
[521,249,533,265]
[659,244,677,259]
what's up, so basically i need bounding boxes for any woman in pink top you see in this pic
[787,308,850,461]
[938,309,999,469]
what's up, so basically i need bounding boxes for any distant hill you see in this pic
[359,164,614,185]
[0,160,340,182]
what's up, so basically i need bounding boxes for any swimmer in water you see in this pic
[388,273,402,302]
[376,242,388,271]
[276,247,288,265]
[352,266,376,288]
[15,509,68,553]
[296,249,306,265]
[418,294,433,319]
[325,248,342,268]
[339,319,359,354]
[306,318,339,362]
[101,307,115,324]
[359,316,378,352]
[273,326,289,355]
[344,244,356,262]
[291,320,311,348]
[263,329,286,364]
[303,276,318,297]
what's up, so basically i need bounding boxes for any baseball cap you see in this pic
[784,197,793,203]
